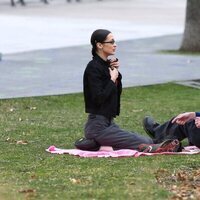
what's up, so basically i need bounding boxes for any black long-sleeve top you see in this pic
[83,54,122,118]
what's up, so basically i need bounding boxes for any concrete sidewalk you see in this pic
[0,0,186,54]
[1,0,200,100]
[1,33,200,99]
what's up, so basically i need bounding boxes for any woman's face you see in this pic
[101,33,117,57]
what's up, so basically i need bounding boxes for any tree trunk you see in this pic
[180,0,200,52]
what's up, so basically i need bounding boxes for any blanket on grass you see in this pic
[46,145,200,158]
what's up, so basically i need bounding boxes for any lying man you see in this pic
[143,112,200,148]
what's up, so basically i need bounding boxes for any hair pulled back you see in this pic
[90,29,111,56]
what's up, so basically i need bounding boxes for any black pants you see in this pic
[154,118,200,148]
[84,114,153,150]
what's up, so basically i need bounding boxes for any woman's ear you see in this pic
[96,42,103,49]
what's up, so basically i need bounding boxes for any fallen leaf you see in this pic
[69,178,81,184]
[5,137,16,143]
[132,109,143,112]
[18,189,36,193]
[19,118,23,122]
[16,140,28,145]
[9,108,15,112]
[26,106,37,110]
[155,168,200,200]
[30,174,37,179]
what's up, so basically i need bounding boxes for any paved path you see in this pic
[0,0,185,54]
[1,0,200,99]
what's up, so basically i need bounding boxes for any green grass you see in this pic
[158,49,200,56]
[0,83,199,200]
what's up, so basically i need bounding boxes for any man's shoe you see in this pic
[143,116,159,138]
[138,139,182,153]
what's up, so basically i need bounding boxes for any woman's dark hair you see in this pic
[90,29,111,56]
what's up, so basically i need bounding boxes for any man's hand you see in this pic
[195,117,200,128]
[172,112,196,125]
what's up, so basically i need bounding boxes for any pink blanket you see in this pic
[46,145,200,158]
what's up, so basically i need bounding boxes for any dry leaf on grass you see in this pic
[132,109,143,112]
[18,189,36,193]
[155,168,200,200]
[69,178,81,184]
[26,106,37,110]
[16,140,28,145]
[9,108,15,112]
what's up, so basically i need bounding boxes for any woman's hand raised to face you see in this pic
[109,58,119,70]
[109,67,119,83]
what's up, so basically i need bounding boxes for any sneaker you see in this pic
[138,139,181,153]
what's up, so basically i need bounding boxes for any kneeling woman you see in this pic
[81,29,153,151]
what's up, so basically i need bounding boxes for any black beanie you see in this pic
[90,29,111,56]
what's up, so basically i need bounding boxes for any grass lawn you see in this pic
[0,83,199,200]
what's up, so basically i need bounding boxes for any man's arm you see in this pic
[172,112,196,125]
